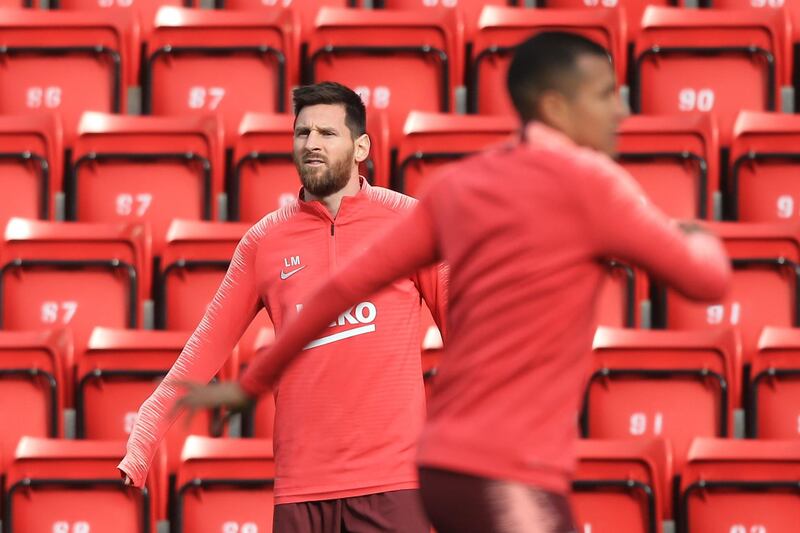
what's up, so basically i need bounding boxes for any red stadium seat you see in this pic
[680,438,800,533]
[583,328,740,473]
[471,6,626,117]
[596,261,649,328]
[616,114,720,220]
[539,0,674,41]
[4,437,158,533]
[219,0,353,45]
[0,218,151,348]
[159,220,271,361]
[175,436,275,533]
[77,328,234,474]
[70,112,225,255]
[749,327,800,439]
[0,114,63,229]
[144,7,297,146]
[706,0,800,46]
[394,111,517,197]
[379,0,513,43]
[729,111,800,222]
[0,9,139,146]
[660,222,800,368]
[306,7,464,145]
[0,329,71,463]
[573,439,672,531]
[52,0,184,41]
[633,7,792,146]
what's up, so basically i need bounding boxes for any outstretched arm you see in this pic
[117,232,263,487]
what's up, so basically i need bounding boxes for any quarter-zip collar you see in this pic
[297,177,371,225]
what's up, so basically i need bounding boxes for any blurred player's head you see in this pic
[292,82,371,197]
[507,32,629,156]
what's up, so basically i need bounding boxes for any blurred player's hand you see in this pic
[677,222,707,235]
[173,381,253,429]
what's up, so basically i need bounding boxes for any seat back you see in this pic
[0,114,63,229]
[0,9,138,146]
[596,261,648,328]
[634,7,792,146]
[380,0,511,43]
[616,114,720,220]
[175,436,275,533]
[5,437,158,533]
[394,111,517,197]
[145,7,297,146]
[539,0,674,41]
[307,7,463,145]
[0,329,71,462]
[661,222,800,368]
[472,6,626,117]
[574,439,672,531]
[77,328,231,474]
[159,220,271,362]
[1,218,151,348]
[583,327,740,473]
[730,111,800,222]
[71,112,225,255]
[680,438,800,533]
[749,327,800,438]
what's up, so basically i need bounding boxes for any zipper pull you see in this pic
[331,223,335,236]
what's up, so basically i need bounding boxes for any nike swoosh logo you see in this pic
[280,265,306,280]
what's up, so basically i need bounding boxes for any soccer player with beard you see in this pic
[118,81,446,533]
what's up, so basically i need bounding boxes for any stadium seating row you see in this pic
[4,436,800,533]
[0,6,794,151]
[12,109,800,254]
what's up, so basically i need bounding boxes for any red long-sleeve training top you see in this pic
[119,180,447,504]
[239,123,732,494]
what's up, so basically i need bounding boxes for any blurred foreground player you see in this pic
[175,33,731,532]
[119,82,446,533]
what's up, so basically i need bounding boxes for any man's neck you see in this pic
[303,173,362,218]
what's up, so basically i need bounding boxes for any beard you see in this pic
[294,148,354,198]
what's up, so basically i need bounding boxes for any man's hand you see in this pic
[678,221,707,235]
[174,381,253,414]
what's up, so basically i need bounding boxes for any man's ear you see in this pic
[354,133,371,163]
[537,90,569,133]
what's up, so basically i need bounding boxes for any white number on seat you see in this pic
[116,193,153,216]
[730,525,767,533]
[629,412,664,436]
[354,86,391,110]
[678,88,715,112]
[583,0,618,6]
[261,0,291,4]
[222,522,259,533]
[27,86,62,109]
[706,303,741,326]
[188,86,226,110]
[777,194,795,219]
[751,0,783,7]
[41,301,79,325]
[124,411,138,434]
[52,522,91,533]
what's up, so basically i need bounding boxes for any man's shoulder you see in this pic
[242,201,303,244]
[364,184,418,214]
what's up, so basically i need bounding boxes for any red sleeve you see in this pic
[117,229,263,487]
[240,201,440,397]
[587,164,731,301]
[414,263,448,343]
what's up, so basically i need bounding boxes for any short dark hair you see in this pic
[292,81,367,138]
[506,31,612,123]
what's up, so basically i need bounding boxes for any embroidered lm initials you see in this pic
[281,256,305,280]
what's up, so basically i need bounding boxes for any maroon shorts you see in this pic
[419,467,577,533]
[272,489,430,533]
